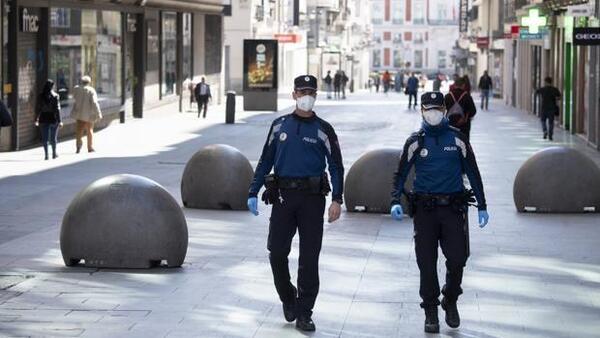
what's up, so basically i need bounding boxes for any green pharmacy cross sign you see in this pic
[521,9,547,34]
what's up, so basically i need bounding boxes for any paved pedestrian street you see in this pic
[1,92,599,338]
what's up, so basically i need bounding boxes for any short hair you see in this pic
[545,77,552,84]
[455,77,467,87]
[81,75,91,85]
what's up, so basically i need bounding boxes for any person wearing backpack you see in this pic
[35,80,63,160]
[194,77,212,118]
[444,77,477,140]
[390,91,489,333]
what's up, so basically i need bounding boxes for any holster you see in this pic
[406,192,417,218]
[261,174,280,205]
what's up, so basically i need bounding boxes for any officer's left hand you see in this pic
[328,201,341,223]
[478,210,489,228]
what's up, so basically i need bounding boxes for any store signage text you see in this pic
[459,0,469,33]
[476,37,489,48]
[274,34,299,43]
[21,8,39,33]
[573,28,600,46]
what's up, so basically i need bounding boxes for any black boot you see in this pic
[441,297,460,328]
[282,286,297,322]
[423,306,439,333]
[296,315,316,332]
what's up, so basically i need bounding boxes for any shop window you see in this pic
[182,13,193,83]
[392,1,404,24]
[161,12,177,96]
[51,8,70,28]
[205,15,222,75]
[50,9,122,118]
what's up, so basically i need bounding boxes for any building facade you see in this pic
[0,0,228,151]
[502,0,599,150]
[369,0,460,74]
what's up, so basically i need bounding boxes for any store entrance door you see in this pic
[124,14,136,120]
[15,6,48,149]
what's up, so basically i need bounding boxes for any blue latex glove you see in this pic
[478,210,489,228]
[247,197,259,216]
[390,204,403,221]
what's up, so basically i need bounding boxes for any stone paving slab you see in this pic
[1,91,600,337]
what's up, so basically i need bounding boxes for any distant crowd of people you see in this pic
[322,70,350,100]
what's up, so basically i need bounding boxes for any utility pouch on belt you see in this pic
[262,174,280,205]
[319,173,331,196]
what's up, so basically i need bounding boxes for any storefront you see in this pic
[0,0,225,151]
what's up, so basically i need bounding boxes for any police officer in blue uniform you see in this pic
[390,92,490,333]
[247,75,344,332]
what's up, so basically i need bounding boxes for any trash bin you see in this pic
[225,91,236,124]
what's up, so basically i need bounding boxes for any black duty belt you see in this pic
[415,193,463,206]
[277,177,320,190]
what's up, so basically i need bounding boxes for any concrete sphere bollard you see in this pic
[181,144,254,210]
[345,148,415,213]
[513,147,600,213]
[60,174,188,268]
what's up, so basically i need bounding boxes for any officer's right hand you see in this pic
[247,197,259,216]
[390,204,403,221]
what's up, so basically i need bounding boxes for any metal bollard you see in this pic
[225,91,236,124]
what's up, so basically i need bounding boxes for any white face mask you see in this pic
[297,95,316,112]
[422,109,445,126]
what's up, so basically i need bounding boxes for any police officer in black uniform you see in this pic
[390,92,490,333]
[247,75,344,332]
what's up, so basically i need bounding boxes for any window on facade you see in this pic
[50,9,122,117]
[393,50,403,68]
[392,1,404,24]
[161,12,177,96]
[414,32,424,44]
[205,15,222,74]
[413,0,425,24]
[414,50,423,68]
[372,50,381,68]
[373,32,382,44]
[371,2,384,24]
[438,51,447,69]
[393,33,402,44]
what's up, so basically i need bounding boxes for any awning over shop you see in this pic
[542,0,591,11]
[119,0,227,13]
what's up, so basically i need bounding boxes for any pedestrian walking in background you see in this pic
[194,77,212,118]
[406,73,419,109]
[432,74,442,92]
[391,91,489,333]
[382,71,391,93]
[535,77,562,141]
[187,80,196,110]
[0,99,12,129]
[394,71,403,93]
[449,73,460,91]
[463,75,472,93]
[478,71,493,111]
[444,77,477,140]
[247,75,344,332]
[341,71,349,99]
[35,80,62,160]
[71,76,102,153]
[374,75,381,93]
[323,71,333,99]
[333,71,342,99]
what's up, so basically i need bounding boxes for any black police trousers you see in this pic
[267,189,326,317]
[413,204,468,308]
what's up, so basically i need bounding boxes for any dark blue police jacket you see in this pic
[249,112,345,203]
[392,119,487,210]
